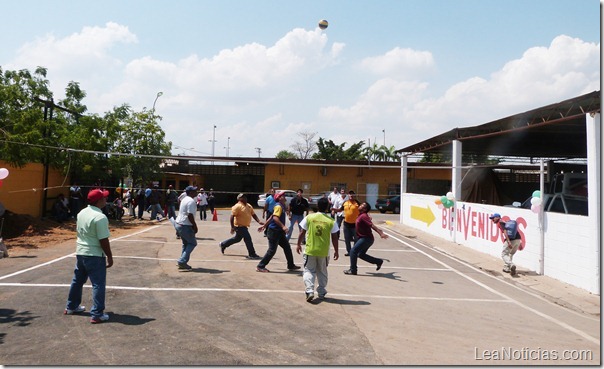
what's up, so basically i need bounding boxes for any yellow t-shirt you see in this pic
[343,200,360,223]
[232,202,253,227]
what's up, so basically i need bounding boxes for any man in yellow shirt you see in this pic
[342,190,360,256]
[219,193,264,259]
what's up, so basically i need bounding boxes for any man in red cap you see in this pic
[64,188,114,324]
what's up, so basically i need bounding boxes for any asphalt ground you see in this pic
[0,210,600,365]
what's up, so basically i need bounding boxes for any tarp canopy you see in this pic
[397,91,600,159]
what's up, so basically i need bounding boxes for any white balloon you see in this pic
[530,197,542,206]
[446,191,455,200]
[0,168,8,180]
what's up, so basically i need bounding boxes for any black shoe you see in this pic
[343,269,357,275]
[246,255,261,260]
[376,260,383,271]
[177,263,192,270]
[344,253,349,257]
[305,292,314,302]
[510,265,516,276]
[219,243,226,254]
[288,265,301,271]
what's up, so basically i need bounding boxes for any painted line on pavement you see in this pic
[385,231,600,345]
[0,282,511,303]
[0,225,160,281]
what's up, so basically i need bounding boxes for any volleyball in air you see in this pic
[318,19,328,30]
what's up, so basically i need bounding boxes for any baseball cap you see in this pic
[87,189,109,204]
[489,213,501,219]
[237,193,246,199]
[274,192,285,201]
[185,185,198,192]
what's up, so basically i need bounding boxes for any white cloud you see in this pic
[319,35,600,150]
[359,47,435,79]
[4,23,598,158]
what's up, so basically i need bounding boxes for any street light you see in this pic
[152,91,163,111]
[382,129,386,146]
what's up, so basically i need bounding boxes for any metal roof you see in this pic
[397,90,600,159]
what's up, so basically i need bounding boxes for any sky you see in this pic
[1,0,600,159]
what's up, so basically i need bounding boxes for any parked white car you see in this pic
[257,190,297,208]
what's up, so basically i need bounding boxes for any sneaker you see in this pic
[318,294,326,300]
[510,265,517,276]
[376,260,384,271]
[344,253,350,257]
[305,292,314,303]
[256,267,270,273]
[246,255,261,260]
[178,263,192,270]
[219,242,226,254]
[64,305,86,315]
[287,265,301,271]
[343,269,357,275]
[90,314,109,324]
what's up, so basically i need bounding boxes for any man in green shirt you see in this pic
[64,188,114,324]
[296,197,339,302]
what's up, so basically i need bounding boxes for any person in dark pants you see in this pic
[256,192,300,273]
[136,187,146,220]
[175,186,199,270]
[219,193,264,259]
[344,202,389,275]
[64,189,113,324]
[207,189,216,214]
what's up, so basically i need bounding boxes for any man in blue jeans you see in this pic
[175,186,199,270]
[64,188,114,324]
[287,189,309,242]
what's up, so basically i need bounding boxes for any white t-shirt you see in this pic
[332,195,348,217]
[197,192,208,206]
[176,196,197,226]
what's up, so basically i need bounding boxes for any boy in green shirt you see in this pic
[296,197,339,302]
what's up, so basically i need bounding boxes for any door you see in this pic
[365,183,379,209]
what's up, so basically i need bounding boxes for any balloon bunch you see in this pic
[0,167,10,188]
[530,190,542,213]
[434,191,455,209]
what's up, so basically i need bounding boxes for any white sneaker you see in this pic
[90,313,109,324]
[64,305,86,315]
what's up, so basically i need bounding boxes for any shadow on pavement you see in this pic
[187,267,227,274]
[314,297,370,306]
[0,309,38,329]
[106,313,155,325]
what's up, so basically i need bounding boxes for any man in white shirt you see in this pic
[175,186,199,270]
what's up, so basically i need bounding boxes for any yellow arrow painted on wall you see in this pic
[410,205,436,226]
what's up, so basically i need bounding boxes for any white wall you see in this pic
[401,193,599,294]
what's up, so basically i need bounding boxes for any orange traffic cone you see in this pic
[212,209,218,221]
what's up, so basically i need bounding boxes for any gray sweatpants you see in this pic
[303,254,329,297]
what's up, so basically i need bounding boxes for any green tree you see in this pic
[312,138,365,160]
[275,150,297,159]
[0,66,172,187]
[0,67,52,166]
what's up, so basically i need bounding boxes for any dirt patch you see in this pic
[0,210,149,252]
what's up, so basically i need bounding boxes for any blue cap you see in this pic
[185,185,198,192]
[489,213,501,219]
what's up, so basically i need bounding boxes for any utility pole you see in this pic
[224,136,230,157]
[255,147,262,157]
[34,97,80,218]
[209,125,217,157]
[382,129,386,146]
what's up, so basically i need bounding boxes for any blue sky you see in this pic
[1,0,600,158]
